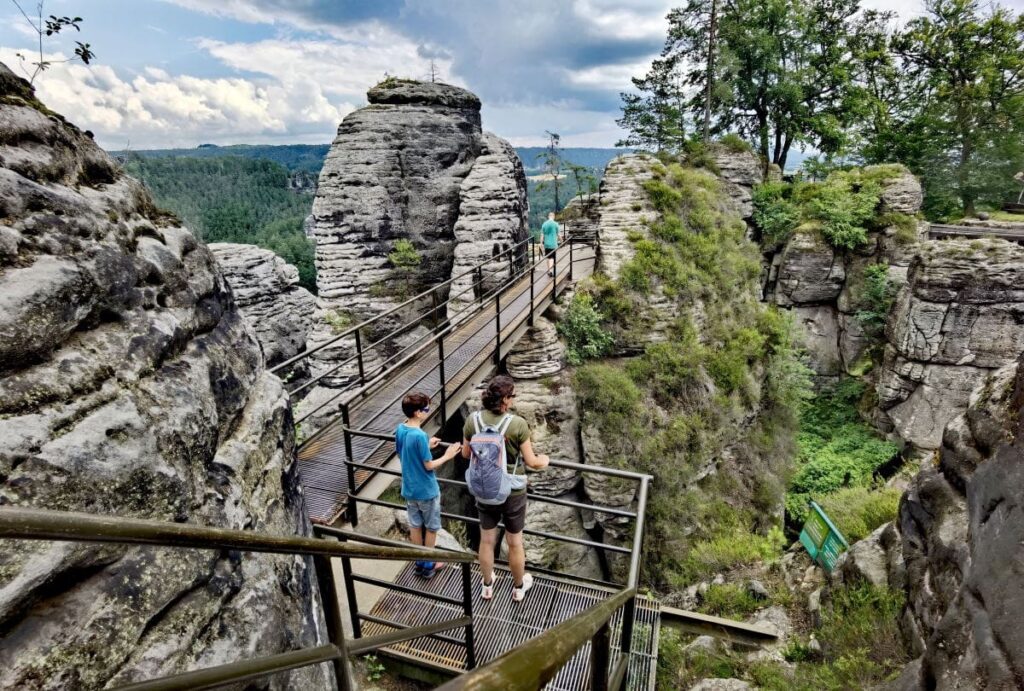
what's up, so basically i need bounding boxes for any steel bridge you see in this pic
[0,231,776,691]
[929,222,1024,245]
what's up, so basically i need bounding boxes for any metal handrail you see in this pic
[271,235,535,375]
[0,506,476,691]
[293,240,578,438]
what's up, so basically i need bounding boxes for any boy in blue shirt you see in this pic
[395,391,461,577]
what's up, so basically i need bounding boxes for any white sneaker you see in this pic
[512,573,534,603]
[481,577,495,601]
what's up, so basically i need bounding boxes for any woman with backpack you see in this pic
[461,375,550,603]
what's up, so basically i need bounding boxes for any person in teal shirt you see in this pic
[540,212,561,276]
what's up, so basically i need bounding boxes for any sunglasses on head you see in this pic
[420,406,431,413]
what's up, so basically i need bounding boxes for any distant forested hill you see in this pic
[115,144,630,286]
[122,155,317,291]
[114,144,331,174]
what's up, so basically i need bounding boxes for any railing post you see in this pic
[343,404,358,527]
[494,293,502,366]
[553,241,559,298]
[354,330,365,385]
[618,595,637,688]
[313,554,355,691]
[528,260,535,327]
[337,538,363,640]
[431,288,440,331]
[507,244,514,282]
[569,237,575,282]
[476,267,484,304]
[438,334,448,427]
[461,562,477,669]
[590,620,611,691]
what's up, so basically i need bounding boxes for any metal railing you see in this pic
[0,507,476,691]
[341,425,652,689]
[282,231,592,435]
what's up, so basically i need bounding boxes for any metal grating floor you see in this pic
[359,562,659,691]
[298,245,594,524]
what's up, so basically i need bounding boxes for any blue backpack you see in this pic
[466,412,526,505]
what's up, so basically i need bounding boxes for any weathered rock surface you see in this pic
[306,79,528,402]
[887,361,1024,690]
[449,132,529,319]
[763,165,927,378]
[592,154,657,281]
[0,64,329,690]
[710,145,764,219]
[506,314,565,379]
[515,496,601,580]
[208,243,316,366]
[876,239,1024,448]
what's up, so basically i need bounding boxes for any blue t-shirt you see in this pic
[541,219,560,249]
[395,424,439,500]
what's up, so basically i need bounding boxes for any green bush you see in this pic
[806,176,881,249]
[557,292,614,365]
[855,264,897,337]
[678,526,787,585]
[816,485,901,542]
[753,182,801,249]
[787,381,899,525]
[719,133,753,153]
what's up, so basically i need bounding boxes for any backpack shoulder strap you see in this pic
[472,411,483,435]
[497,414,514,435]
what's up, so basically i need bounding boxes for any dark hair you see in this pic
[482,375,515,413]
[401,391,430,417]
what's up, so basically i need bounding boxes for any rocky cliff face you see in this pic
[763,166,927,381]
[876,239,1024,449]
[862,359,1024,690]
[0,64,329,689]
[208,243,316,367]
[307,80,527,385]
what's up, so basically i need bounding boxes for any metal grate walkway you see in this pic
[298,244,593,524]
[360,562,660,691]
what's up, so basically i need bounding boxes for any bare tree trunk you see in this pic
[703,0,718,143]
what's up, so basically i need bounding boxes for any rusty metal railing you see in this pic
[0,507,476,691]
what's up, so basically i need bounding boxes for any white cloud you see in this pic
[0,19,457,150]
[565,59,655,91]
[572,0,674,41]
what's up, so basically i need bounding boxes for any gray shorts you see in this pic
[407,497,442,533]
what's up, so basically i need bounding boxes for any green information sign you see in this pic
[799,501,850,572]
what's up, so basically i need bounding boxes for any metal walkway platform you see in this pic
[360,562,659,691]
[929,223,1024,244]
[297,242,594,524]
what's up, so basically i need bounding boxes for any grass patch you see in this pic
[815,485,901,542]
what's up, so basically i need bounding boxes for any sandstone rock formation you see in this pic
[307,80,527,386]
[0,64,329,689]
[208,243,316,366]
[710,145,764,220]
[887,361,1024,689]
[876,238,1024,448]
[592,154,657,282]
[449,132,529,320]
[763,166,926,378]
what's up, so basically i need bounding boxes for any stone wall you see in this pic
[208,243,316,366]
[0,63,329,690]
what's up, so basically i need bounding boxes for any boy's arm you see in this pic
[424,439,461,471]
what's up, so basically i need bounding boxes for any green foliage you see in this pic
[805,174,882,250]
[699,583,769,619]
[387,239,421,297]
[719,133,753,154]
[361,654,385,682]
[557,292,614,365]
[787,380,899,525]
[678,526,787,586]
[854,264,897,337]
[861,0,1024,217]
[124,155,317,291]
[815,485,901,542]
[753,182,801,249]
[616,57,688,153]
[324,310,354,335]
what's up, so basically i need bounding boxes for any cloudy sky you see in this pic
[2,0,1021,150]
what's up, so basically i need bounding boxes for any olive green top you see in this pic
[463,409,532,495]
